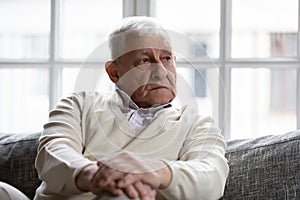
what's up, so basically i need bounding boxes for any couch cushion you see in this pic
[221,130,300,199]
[0,132,41,199]
[1,130,300,199]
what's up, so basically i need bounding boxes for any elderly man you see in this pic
[34,16,229,200]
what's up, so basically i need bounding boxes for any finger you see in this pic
[123,184,139,199]
[117,173,141,188]
[149,189,157,200]
[105,181,123,197]
[138,182,157,200]
[92,165,121,189]
[134,181,151,199]
[93,168,120,188]
[92,162,119,187]
[99,170,126,187]
[91,181,123,197]
[109,188,123,197]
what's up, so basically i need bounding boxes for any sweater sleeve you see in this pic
[159,116,229,200]
[35,92,95,196]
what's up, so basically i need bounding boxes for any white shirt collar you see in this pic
[114,87,179,128]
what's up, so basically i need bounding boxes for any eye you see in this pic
[162,56,172,62]
[136,56,151,70]
[138,57,150,65]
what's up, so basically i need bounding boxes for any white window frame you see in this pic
[0,0,299,139]
[148,0,300,139]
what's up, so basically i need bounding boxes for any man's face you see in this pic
[108,35,176,108]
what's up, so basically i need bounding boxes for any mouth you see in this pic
[149,85,169,90]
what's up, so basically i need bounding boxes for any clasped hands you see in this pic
[76,151,171,200]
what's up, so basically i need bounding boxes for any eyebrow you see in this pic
[137,49,151,56]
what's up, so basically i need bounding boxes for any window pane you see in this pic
[0,0,50,59]
[177,66,219,120]
[59,0,122,59]
[62,67,80,97]
[61,66,107,97]
[154,0,220,59]
[0,68,49,132]
[231,68,297,139]
[232,0,298,58]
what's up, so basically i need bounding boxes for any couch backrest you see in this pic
[0,130,300,199]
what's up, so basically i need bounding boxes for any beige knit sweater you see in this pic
[34,91,229,200]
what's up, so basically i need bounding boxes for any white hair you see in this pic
[108,16,171,60]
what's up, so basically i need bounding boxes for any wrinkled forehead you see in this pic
[111,30,172,60]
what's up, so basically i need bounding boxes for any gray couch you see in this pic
[0,130,299,199]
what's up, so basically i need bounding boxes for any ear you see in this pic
[105,61,119,83]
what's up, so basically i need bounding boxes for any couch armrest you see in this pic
[221,130,300,199]
[0,132,42,199]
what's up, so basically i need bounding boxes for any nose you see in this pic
[150,62,168,80]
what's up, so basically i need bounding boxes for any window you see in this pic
[59,0,122,96]
[152,0,298,139]
[0,0,50,132]
[231,0,297,58]
[59,0,122,59]
[154,0,221,123]
[1,0,299,139]
[0,0,50,59]
[229,0,298,138]
[230,68,296,138]
[0,0,122,132]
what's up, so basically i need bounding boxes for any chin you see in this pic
[134,97,172,108]
[150,97,174,105]
[132,89,175,107]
